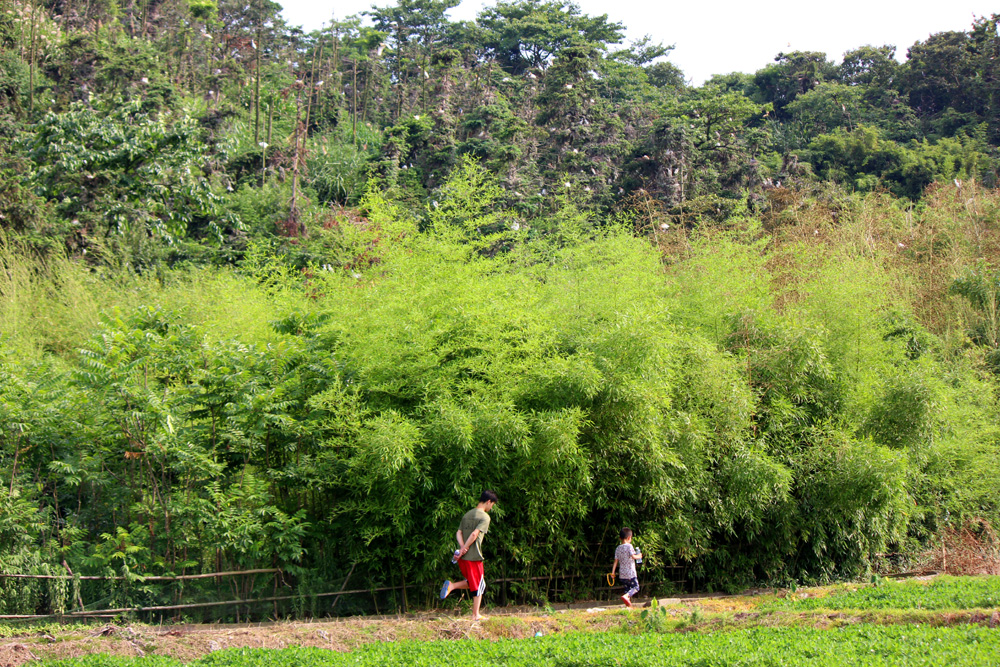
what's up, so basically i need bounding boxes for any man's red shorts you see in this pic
[458,558,485,597]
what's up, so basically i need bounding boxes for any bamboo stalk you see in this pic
[0,568,281,581]
[266,100,273,145]
[330,25,340,125]
[8,440,20,495]
[352,59,358,143]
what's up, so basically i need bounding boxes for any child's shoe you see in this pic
[440,580,451,600]
[620,595,632,608]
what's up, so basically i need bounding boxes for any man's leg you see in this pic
[444,579,469,597]
[457,559,487,619]
[447,558,479,600]
[470,562,487,620]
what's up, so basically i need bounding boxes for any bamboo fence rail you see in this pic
[0,567,686,620]
[0,569,280,581]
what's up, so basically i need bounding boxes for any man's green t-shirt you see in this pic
[459,508,491,561]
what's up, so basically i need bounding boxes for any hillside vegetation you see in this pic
[1,0,1000,620]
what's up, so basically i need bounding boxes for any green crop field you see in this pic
[763,575,1000,611]
[40,624,1000,667]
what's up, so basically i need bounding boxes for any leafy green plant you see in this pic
[307,137,373,205]
[639,599,670,632]
[26,100,235,245]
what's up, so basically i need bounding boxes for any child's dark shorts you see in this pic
[620,577,639,597]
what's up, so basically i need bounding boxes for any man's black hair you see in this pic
[480,490,499,503]
[620,527,633,540]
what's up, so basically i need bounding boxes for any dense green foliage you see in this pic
[1,0,998,237]
[41,625,1000,666]
[2,0,1000,622]
[3,180,1000,617]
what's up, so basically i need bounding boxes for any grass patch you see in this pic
[39,624,1000,666]
[762,576,1000,611]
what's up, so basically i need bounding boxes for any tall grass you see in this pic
[0,234,311,360]
[153,266,309,346]
[0,234,108,359]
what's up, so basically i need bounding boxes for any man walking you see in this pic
[440,490,498,621]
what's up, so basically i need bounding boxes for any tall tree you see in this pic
[751,51,835,119]
[476,0,623,75]
[839,44,899,89]
[535,43,623,208]
[369,0,458,119]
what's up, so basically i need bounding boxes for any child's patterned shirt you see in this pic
[615,543,637,580]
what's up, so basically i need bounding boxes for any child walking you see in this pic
[611,527,641,607]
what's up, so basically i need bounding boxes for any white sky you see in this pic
[279,0,997,85]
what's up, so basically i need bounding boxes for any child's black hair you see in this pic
[619,527,633,540]
[480,490,499,503]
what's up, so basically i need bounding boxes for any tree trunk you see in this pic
[253,1,263,144]
[304,42,322,133]
[28,2,37,113]
[289,90,306,236]
[352,60,358,143]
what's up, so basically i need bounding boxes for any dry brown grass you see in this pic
[0,642,38,667]
[918,519,1000,576]
[754,181,1000,335]
[639,181,1000,338]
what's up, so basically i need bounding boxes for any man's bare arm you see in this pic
[458,529,480,555]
